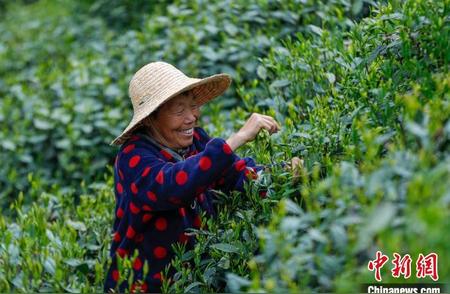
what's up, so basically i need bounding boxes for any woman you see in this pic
[104,61,300,293]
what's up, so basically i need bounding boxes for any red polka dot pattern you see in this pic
[116,183,123,194]
[193,130,200,140]
[156,171,164,184]
[146,191,157,202]
[235,159,246,171]
[245,168,258,179]
[198,156,212,171]
[129,155,141,168]
[112,270,119,282]
[153,246,167,259]
[107,128,265,289]
[259,190,268,198]
[198,193,205,202]
[131,282,148,293]
[160,150,172,160]
[142,205,153,211]
[117,248,128,258]
[141,166,151,177]
[141,283,148,292]
[223,143,232,154]
[123,144,135,154]
[193,215,202,228]
[130,202,140,214]
[131,182,138,194]
[133,257,142,270]
[155,217,167,231]
[142,213,153,223]
[175,170,188,185]
[116,207,124,218]
[126,226,136,239]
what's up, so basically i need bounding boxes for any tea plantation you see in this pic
[0,0,448,293]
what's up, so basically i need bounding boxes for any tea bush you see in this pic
[0,172,114,292]
[233,74,449,293]
[0,0,448,293]
[164,0,450,292]
[0,0,367,211]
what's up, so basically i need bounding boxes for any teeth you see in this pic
[180,128,193,135]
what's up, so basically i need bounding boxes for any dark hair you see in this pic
[151,107,160,117]
[182,89,191,96]
[181,89,196,99]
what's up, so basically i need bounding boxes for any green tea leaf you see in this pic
[210,243,240,253]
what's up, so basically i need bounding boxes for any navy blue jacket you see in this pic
[104,127,263,293]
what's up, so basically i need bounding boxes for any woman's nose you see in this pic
[185,109,197,123]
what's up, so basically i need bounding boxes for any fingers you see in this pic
[239,113,281,143]
[260,114,282,130]
[250,113,281,131]
[260,120,275,134]
[261,117,280,134]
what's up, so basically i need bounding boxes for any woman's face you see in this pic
[150,90,200,149]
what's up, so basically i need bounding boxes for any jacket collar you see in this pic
[135,130,191,161]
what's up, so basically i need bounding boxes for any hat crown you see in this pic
[128,61,191,110]
[110,61,231,146]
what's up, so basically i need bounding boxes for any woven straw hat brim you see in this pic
[110,73,231,146]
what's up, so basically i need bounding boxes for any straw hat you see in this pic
[110,61,232,146]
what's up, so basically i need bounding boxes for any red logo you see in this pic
[368,251,439,282]
[416,253,439,281]
[391,253,412,279]
[368,251,389,282]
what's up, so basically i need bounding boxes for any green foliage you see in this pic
[0,171,114,292]
[0,0,364,211]
[0,0,448,293]
[238,74,450,293]
[164,0,450,292]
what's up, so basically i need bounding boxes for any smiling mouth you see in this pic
[178,128,193,136]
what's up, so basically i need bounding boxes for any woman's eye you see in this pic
[173,107,184,115]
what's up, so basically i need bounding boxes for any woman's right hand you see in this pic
[226,113,281,151]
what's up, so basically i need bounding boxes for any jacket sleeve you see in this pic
[117,137,236,211]
[194,127,265,193]
[214,156,265,193]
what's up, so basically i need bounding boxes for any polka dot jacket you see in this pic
[104,127,263,293]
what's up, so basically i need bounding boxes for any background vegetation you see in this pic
[0,0,448,292]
